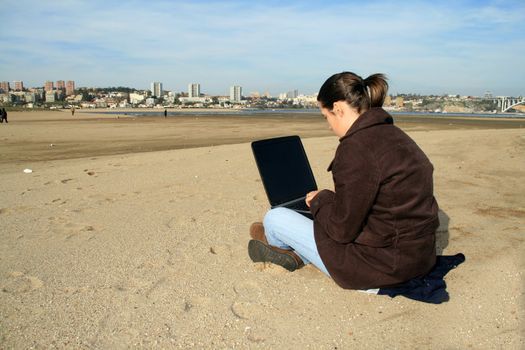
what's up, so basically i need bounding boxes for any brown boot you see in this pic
[249,222,268,244]
[248,239,305,272]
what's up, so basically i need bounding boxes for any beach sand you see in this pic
[0,110,524,348]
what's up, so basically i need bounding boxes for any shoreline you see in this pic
[86,108,525,119]
[6,106,525,119]
[1,110,523,167]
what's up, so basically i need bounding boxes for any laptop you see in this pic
[251,135,317,219]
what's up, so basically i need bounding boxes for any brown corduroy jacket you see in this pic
[310,108,438,290]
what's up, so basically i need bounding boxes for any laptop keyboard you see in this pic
[286,200,308,211]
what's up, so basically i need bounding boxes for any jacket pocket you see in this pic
[354,230,393,248]
[396,216,439,240]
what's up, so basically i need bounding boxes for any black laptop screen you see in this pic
[252,136,317,206]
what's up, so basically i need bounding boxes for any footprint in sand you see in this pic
[47,216,97,240]
[245,328,266,343]
[230,280,267,320]
[64,224,96,239]
[143,277,167,299]
[233,280,262,299]
[475,206,525,219]
[1,271,44,294]
[166,216,185,229]
[230,301,266,320]
[87,194,117,205]
[47,198,67,206]
[0,206,34,214]
[183,295,213,312]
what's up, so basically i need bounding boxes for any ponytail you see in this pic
[363,73,388,108]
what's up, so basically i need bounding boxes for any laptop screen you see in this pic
[252,136,317,206]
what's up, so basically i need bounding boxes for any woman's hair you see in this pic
[317,72,388,113]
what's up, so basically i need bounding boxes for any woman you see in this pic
[248,71,439,290]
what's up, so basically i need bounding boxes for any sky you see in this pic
[0,0,524,96]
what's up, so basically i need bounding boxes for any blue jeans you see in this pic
[263,207,330,276]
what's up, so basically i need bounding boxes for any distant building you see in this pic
[93,98,107,108]
[279,90,299,99]
[29,88,45,102]
[24,92,37,103]
[286,89,299,99]
[151,82,163,98]
[13,81,24,91]
[118,100,132,108]
[129,92,145,104]
[188,83,200,98]
[0,94,11,103]
[145,97,156,106]
[230,85,242,102]
[66,80,75,96]
[396,96,404,108]
[179,96,211,105]
[10,92,23,104]
[45,90,56,103]
[71,94,83,103]
[44,81,54,91]
[293,94,317,106]
[0,81,9,92]
[56,80,65,90]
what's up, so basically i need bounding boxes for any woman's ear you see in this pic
[333,101,346,118]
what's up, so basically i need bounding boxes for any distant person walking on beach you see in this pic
[0,108,7,123]
[71,107,75,116]
[164,109,167,118]
[248,71,439,290]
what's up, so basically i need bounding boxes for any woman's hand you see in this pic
[305,190,320,207]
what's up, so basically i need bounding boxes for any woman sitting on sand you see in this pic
[248,71,439,289]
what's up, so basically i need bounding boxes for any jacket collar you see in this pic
[327,108,393,172]
[339,107,393,142]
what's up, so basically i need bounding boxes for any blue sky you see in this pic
[0,0,523,96]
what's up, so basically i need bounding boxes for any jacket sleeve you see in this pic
[310,141,380,243]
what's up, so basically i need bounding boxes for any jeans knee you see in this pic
[263,207,289,228]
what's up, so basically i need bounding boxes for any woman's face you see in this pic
[319,102,358,138]
[320,106,339,135]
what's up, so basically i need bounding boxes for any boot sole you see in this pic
[248,240,298,272]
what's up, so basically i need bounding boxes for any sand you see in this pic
[0,110,524,348]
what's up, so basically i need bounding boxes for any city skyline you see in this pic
[1,75,523,99]
[0,0,524,97]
